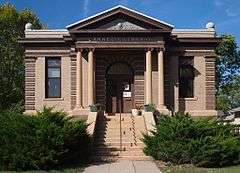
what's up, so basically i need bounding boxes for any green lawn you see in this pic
[1,167,84,173]
[163,165,240,173]
[1,164,85,173]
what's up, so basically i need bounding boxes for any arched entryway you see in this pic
[106,62,134,114]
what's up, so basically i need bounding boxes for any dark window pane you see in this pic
[48,68,60,78]
[45,58,61,98]
[179,57,193,66]
[47,78,60,98]
[179,78,194,98]
[180,66,194,78]
[179,56,194,98]
[47,59,61,67]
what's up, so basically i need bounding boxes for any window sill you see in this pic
[43,98,64,101]
[179,97,198,101]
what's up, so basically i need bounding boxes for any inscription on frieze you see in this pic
[91,37,152,42]
[80,36,162,42]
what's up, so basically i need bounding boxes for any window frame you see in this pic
[45,57,61,98]
[179,56,194,98]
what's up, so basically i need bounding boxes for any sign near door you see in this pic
[123,91,131,98]
[124,84,130,91]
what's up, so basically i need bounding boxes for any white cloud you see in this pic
[213,0,240,17]
[225,6,240,17]
[83,0,89,17]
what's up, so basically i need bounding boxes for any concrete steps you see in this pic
[94,149,145,156]
[92,114,149,161]
[92,155,151,162]
[94,142,145,148]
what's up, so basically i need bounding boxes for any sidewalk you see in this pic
[83,160,162,173]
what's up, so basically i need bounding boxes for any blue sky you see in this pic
[2,0,240,44]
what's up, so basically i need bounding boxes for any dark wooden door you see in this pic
[106,75,133,114]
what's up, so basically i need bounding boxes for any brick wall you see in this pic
[71,56,77,109]
[205,57,216,110]
[25,58,36,110]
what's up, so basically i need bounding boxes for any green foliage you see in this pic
[163,165,240,173]
[215,34,240,111]
[143,112,240,167]
[215,34,240,89]
[0,107,91,171]
[144,104,156,112]
[0,3,42,110]
[216,76,240,112]
[89,103,102,112]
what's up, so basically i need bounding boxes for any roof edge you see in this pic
[25,29,68,32]
[173,28,215,32]
[66,5,174,29]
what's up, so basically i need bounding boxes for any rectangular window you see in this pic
[179,57,194,98]
[45,58,61,98]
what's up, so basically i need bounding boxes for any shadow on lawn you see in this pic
[162,165,240,173]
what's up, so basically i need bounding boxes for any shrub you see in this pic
[0,107,91,171]
[143,112,240,167]
[89,103,102,112]
[144,104,156,112]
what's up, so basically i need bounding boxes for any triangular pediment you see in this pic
[98,19,146,30]
[67,5,174,32]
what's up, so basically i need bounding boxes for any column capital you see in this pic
[76,48,84,52]
[88,48,95,52]
[144,48,154,52]
[156,47,165,52]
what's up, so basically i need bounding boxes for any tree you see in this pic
[215,34,240,111]
[216,76,240,111]
[0,3,42,110]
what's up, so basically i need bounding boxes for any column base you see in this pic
[70,108,90,117]
[182,110,219,117]
[24,110,37,115]
[157,105,170,115]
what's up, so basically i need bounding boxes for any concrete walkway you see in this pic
[83,160,161,173]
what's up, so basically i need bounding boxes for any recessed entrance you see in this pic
[106,62,134,114]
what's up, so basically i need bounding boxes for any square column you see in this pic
[75,49,83,109]
[173,55,179,113]
[88,49,94,106]
[157,48,169,114]
[145,49,152,104]
[72,48,89,116]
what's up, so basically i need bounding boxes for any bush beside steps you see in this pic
[143,112,240,168]
[0,107,92,171]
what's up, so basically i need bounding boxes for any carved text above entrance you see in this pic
[87,36,162,42]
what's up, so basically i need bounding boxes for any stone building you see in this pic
[20,5,220,117]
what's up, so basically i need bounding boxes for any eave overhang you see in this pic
[69,29,171,34]
[19,38,65,44]
[75,40,165,49]
[67,5,173,33]
[177,37,221,43]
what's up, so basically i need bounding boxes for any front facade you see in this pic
[21,6,220,117]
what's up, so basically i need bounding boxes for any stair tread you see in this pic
[93,114,148,161]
